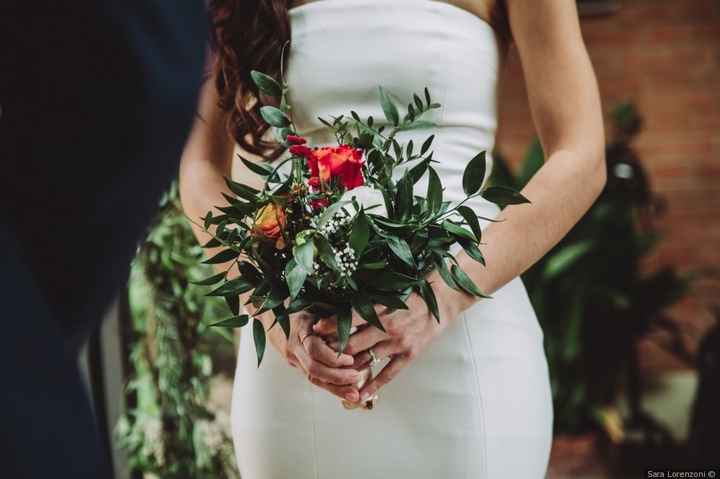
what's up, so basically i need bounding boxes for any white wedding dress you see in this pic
[231,1,554,477]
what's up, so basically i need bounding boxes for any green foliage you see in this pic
[490,104,693,435]
[199,78,528,364]
[115,183,239,479]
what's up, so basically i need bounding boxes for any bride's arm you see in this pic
[178,75,280,350]
[442,0,606,315]
[334,0,606,403]
[179,75,360,400]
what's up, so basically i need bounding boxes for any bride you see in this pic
[179,0,605,477]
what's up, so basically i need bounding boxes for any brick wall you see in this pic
[496,0,720,371]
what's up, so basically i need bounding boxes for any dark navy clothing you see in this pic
[0,1,207,476]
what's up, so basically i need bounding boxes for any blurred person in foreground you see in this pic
[0,1,207,477]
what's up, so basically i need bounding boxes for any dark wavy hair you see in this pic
[208,0,510,161]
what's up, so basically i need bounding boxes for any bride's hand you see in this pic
[321,277,467,404]
[271,311,363,403]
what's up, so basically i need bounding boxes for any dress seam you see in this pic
[462,312,489,478]
[308,381,320,479]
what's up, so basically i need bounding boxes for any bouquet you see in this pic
[195,65,530,407]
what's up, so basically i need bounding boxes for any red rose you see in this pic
[306,145,364,191]
[286,134,307,145]
[289,144,313,157]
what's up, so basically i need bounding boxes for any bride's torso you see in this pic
[233,7,555,476]
[285,0,502,214]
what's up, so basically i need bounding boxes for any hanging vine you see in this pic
[116,182,239,479]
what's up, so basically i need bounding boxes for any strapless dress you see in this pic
[231,1,553,477]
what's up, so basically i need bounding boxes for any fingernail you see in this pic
[360,393,369,402]
[345,391,358,401]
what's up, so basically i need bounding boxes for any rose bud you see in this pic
[286,134,307,145]
[289,144,313,157]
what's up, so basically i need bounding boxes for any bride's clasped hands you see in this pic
[312,269,472,405]
[264,308,366,403]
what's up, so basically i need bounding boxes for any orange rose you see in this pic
[296,145,364,191]
[253,202,286,249]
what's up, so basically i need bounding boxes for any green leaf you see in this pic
[201,237,222,248]
[397,120,435,131]
[392,139,403,161]
[424,87,431,106]
[373,271,418,291]
[421,134,435,155]
[426,166,443,213]
[315,235,340,271]
[225,178,260,202]
[293,238,315,273]
[458,238,486,265]
[240,154,274,177]
[225,294,240,315]
[259,106,290,128]
[285,260,308,299]
[420,281,440,322]
[206,277,254,297]
[407,103,416,121]
[349,210,370,255]
[378,86,399,126]
[543,240,594,280]
[203,211,213,230]
[205,213,229,225]
[451,264,492,298]
[237,261,263,285]
[190,271,226,286]
[210,315,250,328]
[433,254,460,291]
[481,186,531,207]
[369,294,409,310]
[456,205,483,243]
[254,286,288,315]
[351,294,385,332]
[273,305,291,340]
[413,93,424,111]
[359,260,387,270]
[287,297,312,314]
[386,236,415,267]
[202,248,239,265]
[335,306,353,355]
[253,319,266,367]
[406,140,414,159]
[395,176,413,220]
[408,156,430,184]
[442,220,476,242]
[462,151,487,195]
[250,70,282,98]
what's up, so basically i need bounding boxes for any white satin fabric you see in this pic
[231,1,554,477]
